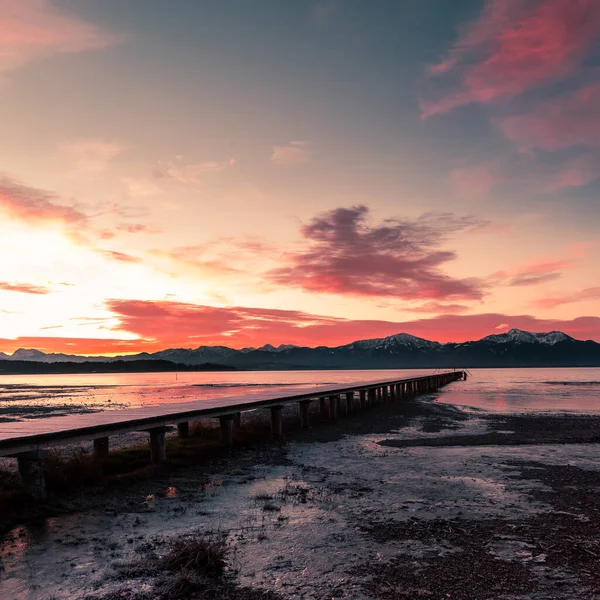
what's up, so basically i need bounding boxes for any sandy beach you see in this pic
[1,392,600,599]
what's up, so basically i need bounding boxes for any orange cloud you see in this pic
[1,301,599,355]
[101,250,142,264]
[0,0,118,73]
[0,281,51,295]
[422,0,600,117]
[0,174,85,224]
[106,300,600,348]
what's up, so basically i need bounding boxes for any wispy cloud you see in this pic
[101,250,141,264]
[270,141,310,165]
[0,281,51,295]
[267,205,485,301]
[449,162,506,197]
[421,0,600,117]
[534,286,600,309]
[0,174,85,224]
[60,138,124,173]
[497,82,600,152]
[0,0,119,74]
[154,156,235,184]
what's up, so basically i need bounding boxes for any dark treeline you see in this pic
[0,360,238,375]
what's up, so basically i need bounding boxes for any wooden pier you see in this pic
[0,371,465,499]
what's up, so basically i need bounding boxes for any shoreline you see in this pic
[2,397,600,598]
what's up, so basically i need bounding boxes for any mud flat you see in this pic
[2,395,600,599]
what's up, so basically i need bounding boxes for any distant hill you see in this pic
[0,359,238,375]
[1,329,599,371]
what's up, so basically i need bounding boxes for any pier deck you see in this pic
[0,371,465,498]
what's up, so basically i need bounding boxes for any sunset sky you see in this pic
[1,0,599,355]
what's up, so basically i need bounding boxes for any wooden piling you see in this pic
[233,412,242,433]
[93,436,109,459]
[219,415,234,446]
[359,389,366,408]
[345,392,354,413]
[149,427,167,463]
[319,397,329,419]
[177,422,190,438]
[299,400,311,429]
[270,405,284,437]
[329,395,338,420]
[16,450,48,501]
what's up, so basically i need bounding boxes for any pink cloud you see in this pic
[492,250,586,288]
[2,301,599,355]
[405,302,470,314]
[0,0,118,73]
[534,286,600,309]
[267,206,485,301]
[507,259,574,287]
[449,162,505,196]
[101,299,600,348]
[497,82,600,151]
[270,141,310,165]
[0,174,85,224]
[422,0,600,117]
[102,250,141,264]
[544,154,600,191]
[0,281,51,295]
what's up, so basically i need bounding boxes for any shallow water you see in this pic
[438,367,600,414]
[0,368,599,421]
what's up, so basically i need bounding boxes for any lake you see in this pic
[1,368,599,421]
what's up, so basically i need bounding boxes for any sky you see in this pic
[0,0,599,355]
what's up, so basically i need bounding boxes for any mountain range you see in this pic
[1,329,600,370]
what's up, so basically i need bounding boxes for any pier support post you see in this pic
[177,422,190,438]
[359,390,366,409]
[15,450,48,501]
[233,412,242,434]
[319,397,329,420]
[329,395,338,420]
[93,436,110,459]
[345,392,354,414]
[219,415,235,446]
[299,400,311,429]
[270,405,284,438]
[149,427,167,463]
[368,388,376,405]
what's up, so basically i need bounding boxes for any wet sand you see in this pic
[2,395,600,599]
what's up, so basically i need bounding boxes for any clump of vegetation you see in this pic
[103,532,281,600]
[158,535,227,578]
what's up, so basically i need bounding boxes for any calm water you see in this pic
[0,368,599,421]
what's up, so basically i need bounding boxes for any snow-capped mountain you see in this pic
[481,329,574,345]
[258,344,299,353]
[344,333,441,352]
[0,329,598,370]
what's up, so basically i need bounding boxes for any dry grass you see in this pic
[158,535,227,577]
[96,532,280,600]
